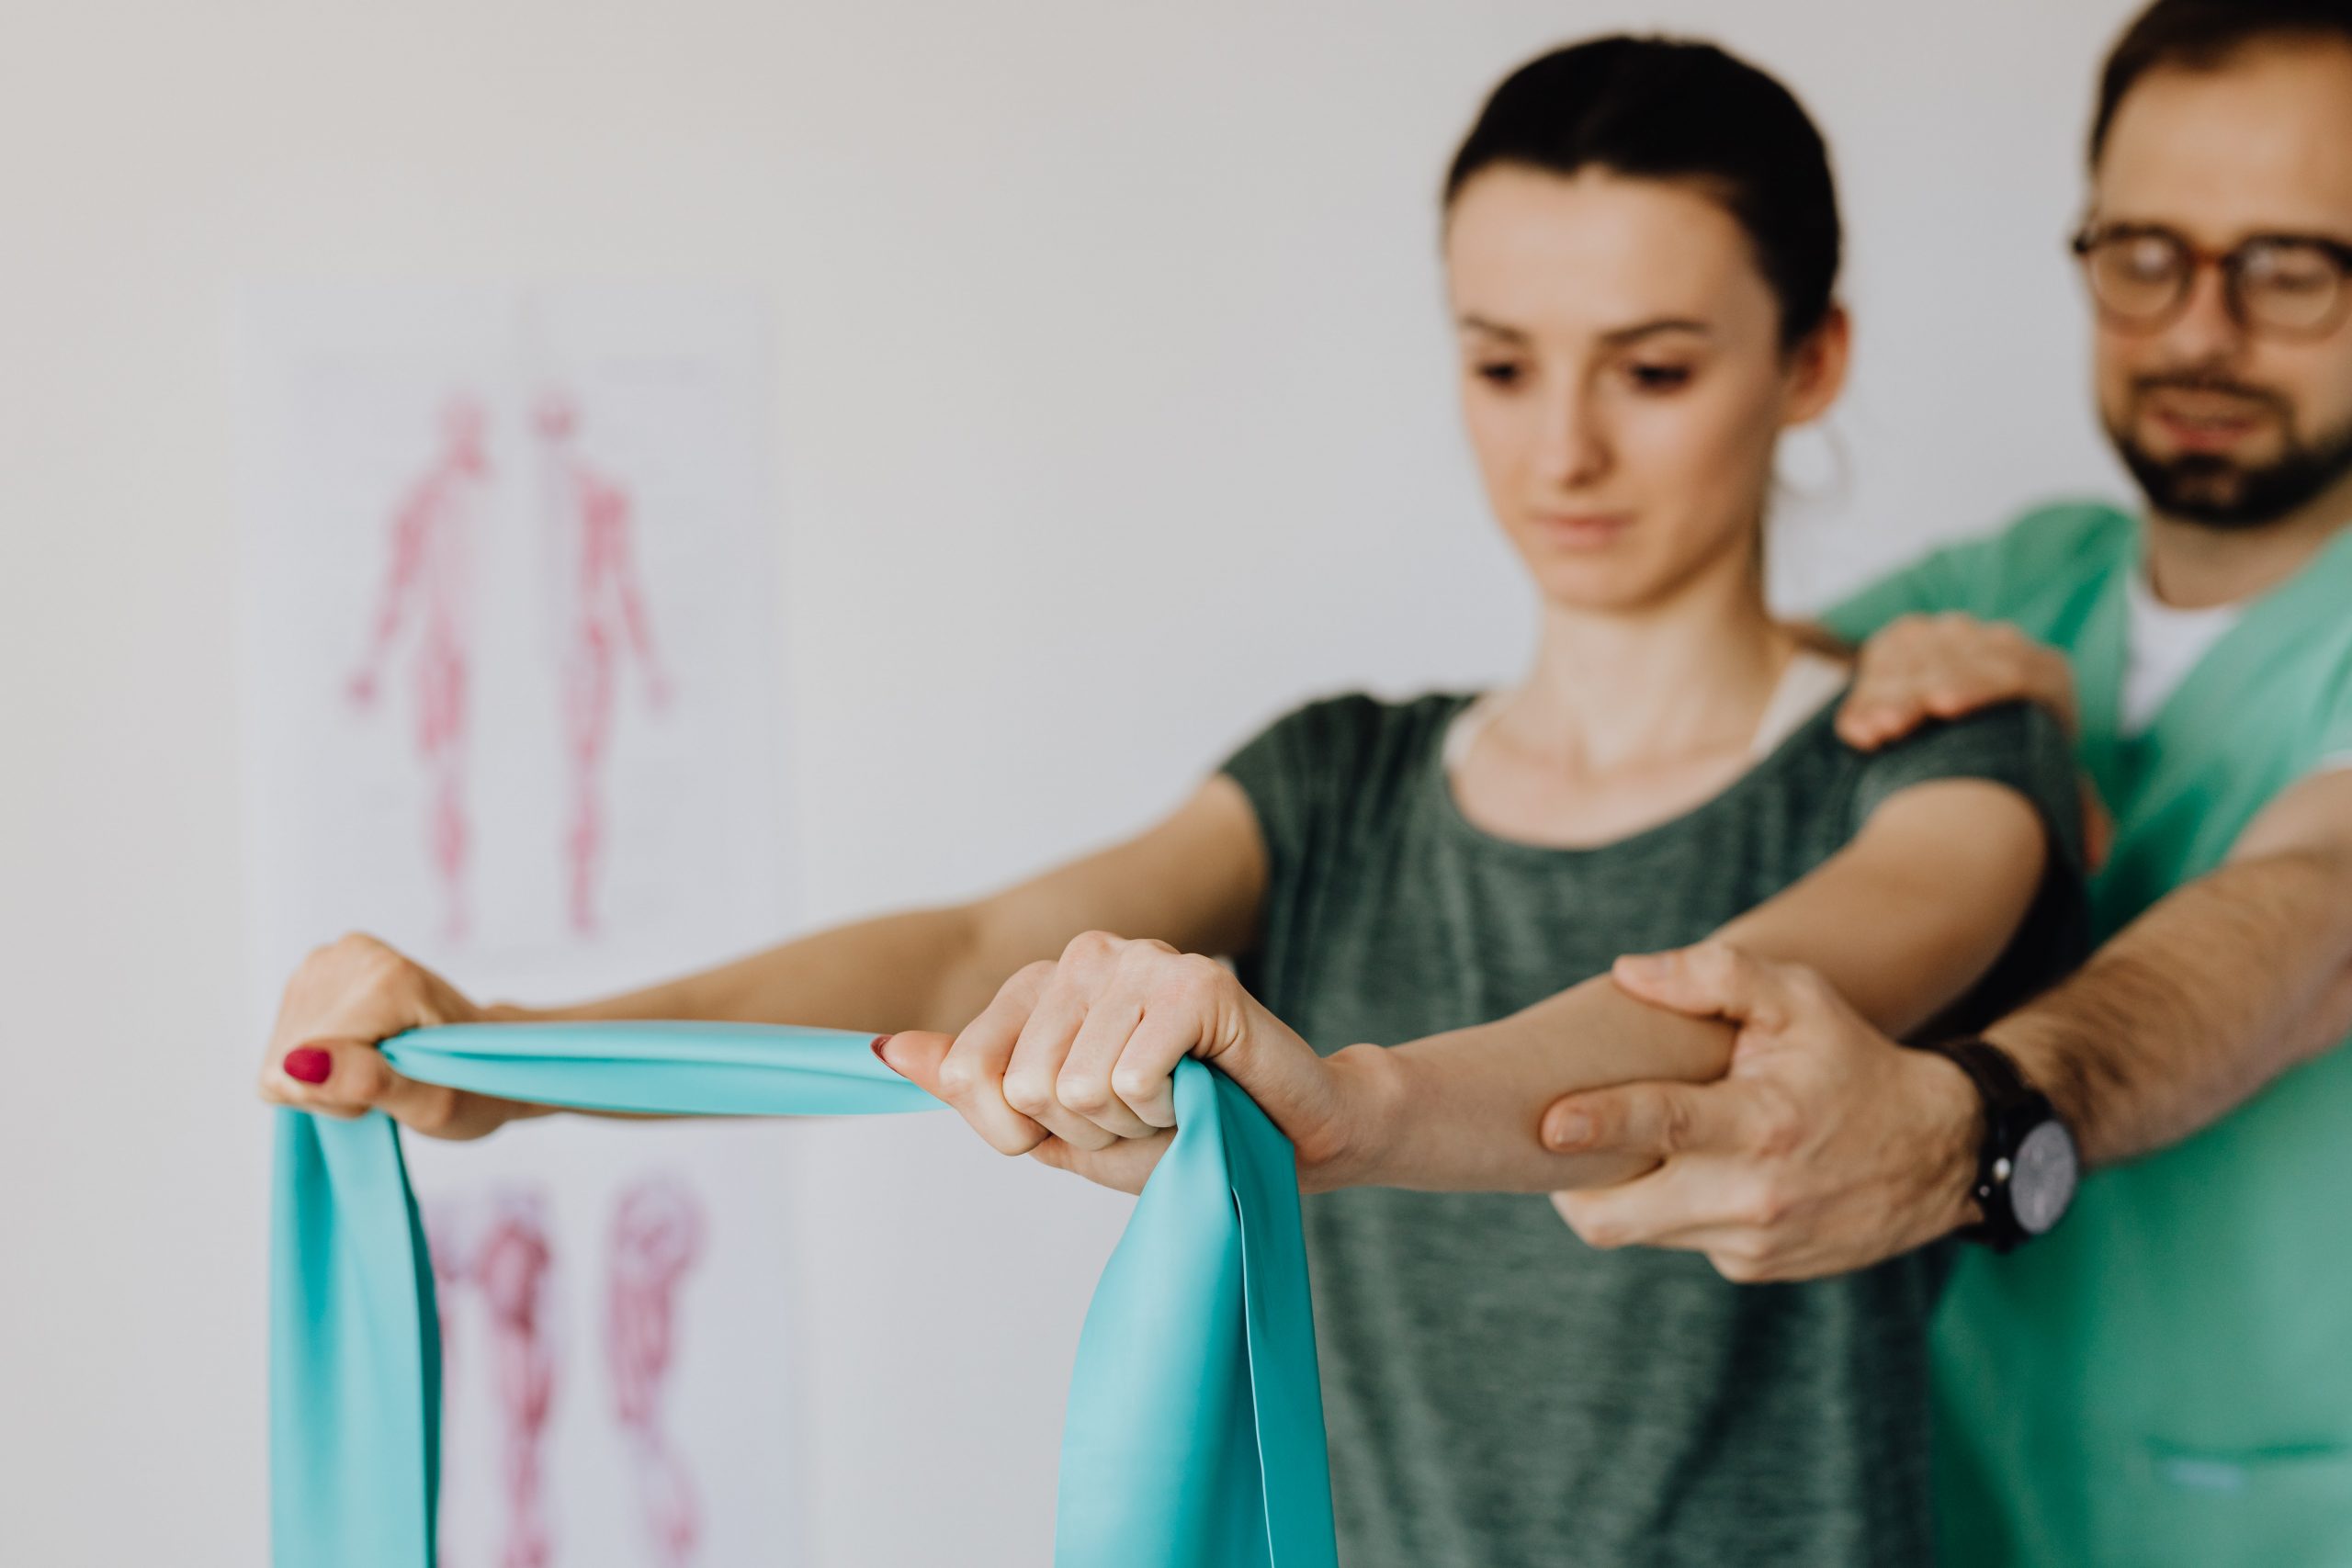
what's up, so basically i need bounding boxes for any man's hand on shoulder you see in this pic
[1834,612,2109,867]
[1836,613,2079,749]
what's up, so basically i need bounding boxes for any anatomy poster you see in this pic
[238,286,808,1565]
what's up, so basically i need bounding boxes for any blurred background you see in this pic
[0,0,2143,1562]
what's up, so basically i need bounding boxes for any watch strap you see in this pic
[1921,1036,2048,1252]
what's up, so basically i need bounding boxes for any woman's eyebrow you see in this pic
[1456,314,1531,343]
[1599,318,1713,345]
[1454,314,1713,344]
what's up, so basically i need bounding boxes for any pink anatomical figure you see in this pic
[471,1189,559,1568]
[346,396,491,942]
[606,1176,707,1568]
[534,392,673,938]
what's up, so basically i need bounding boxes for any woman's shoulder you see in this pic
[1216,688,1476,818]
[1840,700,2085,869]
[1230,687,1477,757]
[1853,698,2072,778]
[1213,689,1476,873]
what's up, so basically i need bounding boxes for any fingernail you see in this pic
[284,1046,333,1085]
[1615,952,1665,975]
[1548,1111,1591,1149]
[870,1034,900,1076]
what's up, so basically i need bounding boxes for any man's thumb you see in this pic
[1611,942,1757,1021]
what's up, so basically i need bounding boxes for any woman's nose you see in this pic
[1534,387,1611,488]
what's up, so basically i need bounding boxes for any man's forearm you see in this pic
[1988,844,2352,1168]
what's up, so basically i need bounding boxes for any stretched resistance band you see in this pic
[270,1022,1336,1568]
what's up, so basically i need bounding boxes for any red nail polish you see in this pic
[284,1046,333,1085]
[870,1034,895,1059]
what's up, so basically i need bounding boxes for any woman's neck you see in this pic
[1502,573,1796,776]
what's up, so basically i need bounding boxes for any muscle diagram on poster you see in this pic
[239,285,807,1567]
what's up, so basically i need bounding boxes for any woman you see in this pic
[261,37,2084,1566]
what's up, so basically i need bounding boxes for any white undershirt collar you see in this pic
[2120,569,2241,737]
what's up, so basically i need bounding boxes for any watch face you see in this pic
[2011,1120,2079,1235]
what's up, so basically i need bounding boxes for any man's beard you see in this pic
[2108,375,2352,530]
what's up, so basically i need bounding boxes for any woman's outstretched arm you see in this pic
[254,776,1269,1139]
[512,776,1268,1036]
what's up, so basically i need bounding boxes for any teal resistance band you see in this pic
[270,1022,1337,1568]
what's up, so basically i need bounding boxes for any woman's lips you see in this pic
[1530,511,1634,548]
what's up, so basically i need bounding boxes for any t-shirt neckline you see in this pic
[1428,673,1855,860]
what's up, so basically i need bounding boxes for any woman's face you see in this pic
[1444,164,1845,614]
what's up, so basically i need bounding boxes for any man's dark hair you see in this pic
[2091,0,2352,165]
[1444,35,1841,351]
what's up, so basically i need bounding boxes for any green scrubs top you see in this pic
[1825,501,2352,1567]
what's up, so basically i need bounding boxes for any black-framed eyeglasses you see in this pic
[2070,221,2352,339]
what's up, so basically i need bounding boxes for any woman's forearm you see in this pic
[489,904,998,1036]
[1330,976,1732,1193]
[485,778,1272,1043]
[475,905,1004,1126]
[273,780,1271,1139]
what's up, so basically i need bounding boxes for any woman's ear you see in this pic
[1780,303,1851,428]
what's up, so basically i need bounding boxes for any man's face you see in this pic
[2089,39,2352,529]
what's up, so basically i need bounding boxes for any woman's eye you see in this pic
[1627,363,1692,392]
[1474,362,1523,388]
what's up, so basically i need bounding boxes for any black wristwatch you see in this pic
[1918,1037,2078,1252]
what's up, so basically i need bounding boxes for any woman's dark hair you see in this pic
[2091,0,2352,166]
[1443,36,1841,351]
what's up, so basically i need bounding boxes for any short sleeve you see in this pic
[1216,693,1385,906]
[1849,702,2093,1032]
[1215,693,1396,987]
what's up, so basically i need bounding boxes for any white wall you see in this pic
[0,1,2143,1562]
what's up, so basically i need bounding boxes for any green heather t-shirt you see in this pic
[1218,688,2087,1568]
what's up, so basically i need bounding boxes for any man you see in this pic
[1539,3,2352,1562]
